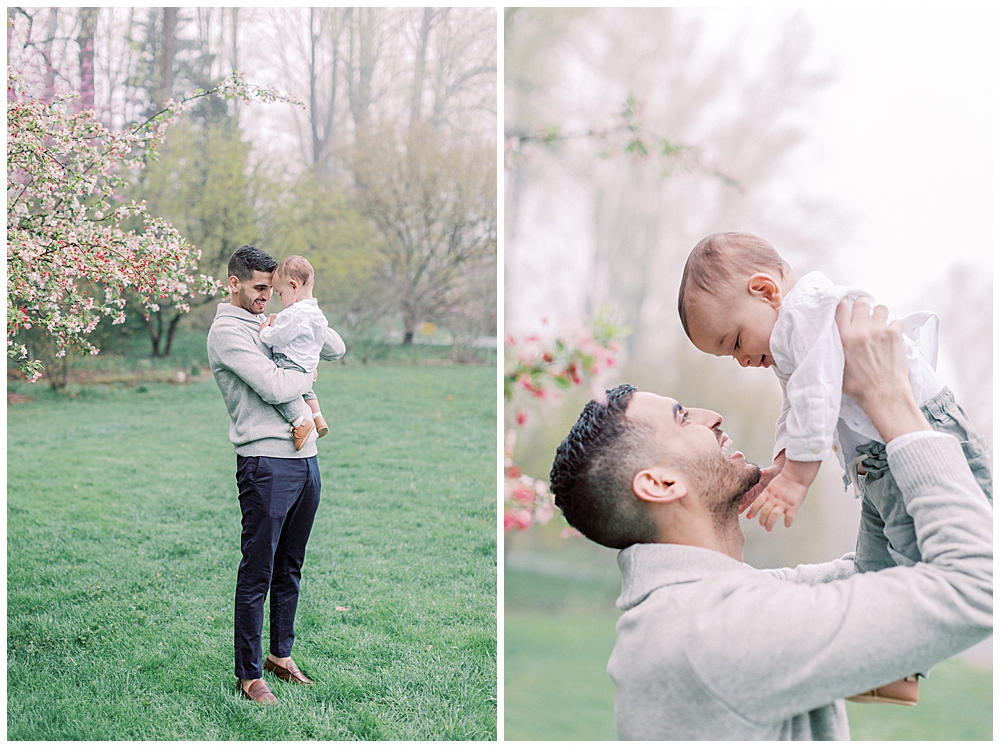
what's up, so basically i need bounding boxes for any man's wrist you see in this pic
[864,397,931,444]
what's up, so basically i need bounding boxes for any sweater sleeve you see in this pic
[320,326,346,360]
[211,320,313,405]
[684,434,992,726]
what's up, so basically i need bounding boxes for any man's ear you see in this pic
[747,273,782,308]
[633,467,687,505]
[228,275,242,293]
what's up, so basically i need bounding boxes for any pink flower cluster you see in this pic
[503,318,625,533]
[502,458,556,532]
[6,71,295,380]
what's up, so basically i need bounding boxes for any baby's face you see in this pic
[271,276,298,308]
[686,286,779,369]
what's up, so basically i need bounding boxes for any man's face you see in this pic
[626,392,760,508]
[229,270,272,315]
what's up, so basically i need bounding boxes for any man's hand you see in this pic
[745,471,810,532]
[836,297,930,443]
[739,462,781,514]
[258,313,278,332]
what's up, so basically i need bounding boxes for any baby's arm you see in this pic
[745,455,821,532]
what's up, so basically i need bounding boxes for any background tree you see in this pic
[351,124,497,345]
[8,7,498,373]
[6,70,275,381]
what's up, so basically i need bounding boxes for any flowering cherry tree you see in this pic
[504,311,626,534]
[7,70,294,381]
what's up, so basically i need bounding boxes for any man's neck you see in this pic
[658,504,745,562]
[712,515,745,562]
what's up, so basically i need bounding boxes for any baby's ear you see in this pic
[747,273,782,308]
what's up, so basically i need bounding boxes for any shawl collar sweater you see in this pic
[207,302,345,457]
[609,434,992,740]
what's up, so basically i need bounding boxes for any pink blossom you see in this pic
[510,485,535,503]
[516,410,529,426]
[534,500,554,525]
[6,70,288,378]
[504,508,533,531]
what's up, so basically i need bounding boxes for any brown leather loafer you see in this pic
[264,657,314,686]
[314,415,329,438]
[291,419,315,451]
[240,678,277,704]
[847,674,919,706]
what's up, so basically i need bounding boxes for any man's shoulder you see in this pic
[208,306,263,363]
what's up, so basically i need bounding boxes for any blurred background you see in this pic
[503,7,991,740]
[7,7,497,384]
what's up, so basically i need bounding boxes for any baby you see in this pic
[677,232,992,543]
[258,255,330,451]
[678,232,994,707]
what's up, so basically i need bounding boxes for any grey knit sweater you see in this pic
[207,302,346,458]
[609,434,992,740]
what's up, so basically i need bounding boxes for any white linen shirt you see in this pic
[769,271,943,473]
[258,298,329,373]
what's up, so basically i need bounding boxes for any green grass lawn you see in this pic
[8,362,497,740]
[504,568,992,741]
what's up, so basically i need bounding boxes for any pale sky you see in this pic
[692,7,993,313]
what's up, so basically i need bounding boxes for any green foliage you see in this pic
[140,117,259,282]
[259,168,376,312]
[7,364,496,739]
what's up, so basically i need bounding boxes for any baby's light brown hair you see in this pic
[273,255,314,287]
[677,232,788,340]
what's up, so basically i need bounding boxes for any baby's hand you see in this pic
[258,314,277,332]
[738,463,782,515]
[744,471,810,532]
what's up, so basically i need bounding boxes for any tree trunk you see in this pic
[229,7,239,125]
[346,8,377,136]
[308,8,323,166]
[143,313,162,357]
[162,313,183,357]
[76,8,99,111]
[402,304,418,346]
[409,8,433,131]
[40,8,60,103]
[153,7,177,108]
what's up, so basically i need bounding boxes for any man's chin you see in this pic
[732,463,762,511]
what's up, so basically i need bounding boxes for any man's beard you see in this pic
[681,451,761,523]
[236,285,259,314]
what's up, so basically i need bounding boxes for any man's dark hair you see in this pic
[228,245,277,281]
[549,383,659,549]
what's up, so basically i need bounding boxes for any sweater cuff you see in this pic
[887,433,973,500]
[885,430,951,457]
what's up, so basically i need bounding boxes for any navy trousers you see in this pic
[234,455,321,680]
